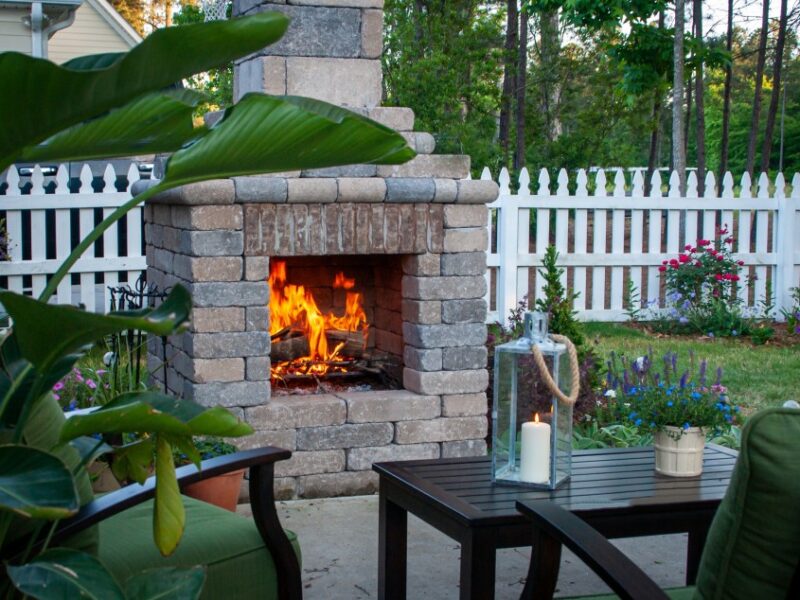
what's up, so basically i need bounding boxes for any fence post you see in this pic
[496,168,518,326]
[776,173,799,319]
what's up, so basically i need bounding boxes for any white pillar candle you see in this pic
[519,413,551,484]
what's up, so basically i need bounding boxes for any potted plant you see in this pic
[177,437,243,512]
[598,351,740,476]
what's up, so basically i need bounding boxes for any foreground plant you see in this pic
[0,11,414,598]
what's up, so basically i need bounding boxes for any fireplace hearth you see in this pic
[142,0,499,499]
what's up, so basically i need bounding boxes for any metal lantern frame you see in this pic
[491,312,577,490]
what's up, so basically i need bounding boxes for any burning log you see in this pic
[326,329,366,358]
[270,335,310,362]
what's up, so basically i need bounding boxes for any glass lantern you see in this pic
[491,311,573,489]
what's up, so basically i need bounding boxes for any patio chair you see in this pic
[516,407,800,600]
[18,396,303,600]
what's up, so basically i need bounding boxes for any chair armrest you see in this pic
[49,446,291,547]
[516,500,670,600]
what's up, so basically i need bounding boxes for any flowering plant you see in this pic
[596,350,740,438]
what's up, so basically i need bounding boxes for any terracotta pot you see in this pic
[654,426,705,477]
[184,469,245,512]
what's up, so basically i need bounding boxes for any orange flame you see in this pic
[269,261,368,377]
[534,413,540,423]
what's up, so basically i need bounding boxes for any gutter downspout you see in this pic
[30,1,45,58]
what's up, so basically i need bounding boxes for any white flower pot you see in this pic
[654,426,705,477]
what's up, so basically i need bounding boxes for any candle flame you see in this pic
[534,412,539,423]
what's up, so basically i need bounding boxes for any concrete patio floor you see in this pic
[242,495,689,599]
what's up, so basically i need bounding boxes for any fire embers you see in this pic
[269,260,368,379]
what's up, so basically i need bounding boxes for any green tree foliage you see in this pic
[383,1,505,172]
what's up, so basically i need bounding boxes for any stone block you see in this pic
[246,395,346,429]
[385,178,435,203]
[394,416,487,444]
[336,177,386,202]
[361,8,383,58]
[303,164,378,178]
[184,380,269,407]
[347,443,439,471]
[296,471,378,499]
[402,340,443,368]
[433,179,458,203]
[377,155,470,179]
[273,477,297,501]
[403,368,488,396]
[367,107,414,131]
[402,275,487,301]
[152,248,174,275]
[443,227,488,253]
[246,306,270,331]
[192,358,245,383]
[189,281,269,307]
[245,256,269,281]
[411,132,436,154]
[441,299,487,324]
[286,57,382,107]
[341,390,440,423]
[456,179,499,204]
[180,230,244,257]
[233,176,288,202]
[441,393,487,417]
[172,205,243,231]
[442,439,488,458]
[191,307,245,333]
[234,56,286,99]
[375,330,403,356]
[401,299,441,324]
[443,205,487,228]
[401,253,440,276]
[246,356,271,381]
[440,252,486,276]
[148,180,235,205]
[237,429,296,451]
[174,256,243,282]
[402,323,486,348]
[261,5,361,58]
[188,332,269,358]
[287,178,338,203]
[275,450,345,478]
[442,346,488,371]
[297,422,393,450]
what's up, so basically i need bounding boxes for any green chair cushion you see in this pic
[694,407,800,599]
[98,496,301,600]
[565,586,695,600]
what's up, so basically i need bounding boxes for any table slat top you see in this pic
[374,445,738,527]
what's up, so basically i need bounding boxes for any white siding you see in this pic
[0,8,32,55]
[49,2,131,64]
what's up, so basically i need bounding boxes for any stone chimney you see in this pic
[233,0,384,108]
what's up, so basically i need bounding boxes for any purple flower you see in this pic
[53,393,60,401]
[86,380,97,390]
[52,381,64,392]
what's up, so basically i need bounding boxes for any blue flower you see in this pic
[635,418,642,426]
[731,330,738,336]
[691,391,702,400]
[683,422,691,430]
[628,412,638,420]
[734,406,741,413]
[667,401,673,407]
[679,316,689,324]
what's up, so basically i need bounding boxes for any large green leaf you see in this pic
[125,567,205,600]
[59,392,253,442]
[154,435,183,556]
[163,93,416,186]
[21,90,205,163]
[0,285,191,373]
[7,548,125,600]
[0,445,78,518]
[0,12,289,170]
[111,437,155,485]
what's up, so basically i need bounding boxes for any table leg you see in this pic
[686,525,709,585]
[459,531,496,600]
[379,490,407,600]
[521,528,562,600]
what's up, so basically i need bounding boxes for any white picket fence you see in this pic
[0,163,146,312]
[484,167,800,325]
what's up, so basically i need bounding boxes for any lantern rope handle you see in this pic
[531,334,581,406]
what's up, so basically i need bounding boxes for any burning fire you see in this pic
[269,260,368,378]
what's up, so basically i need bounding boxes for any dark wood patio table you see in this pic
[374,444,738,600]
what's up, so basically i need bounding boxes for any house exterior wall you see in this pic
[0,8,32,55]
[49,1,132,64]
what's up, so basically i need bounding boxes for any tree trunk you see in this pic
[646,11,666,196]
[540,10,561,141]
[718,0,734,186]
[673,0,686,193]
[760,0,788,173]
[745,0,770,178]
[684,70,692,158]
[499,0,519,168]
[694,0,706,195]
[514,8,528,171]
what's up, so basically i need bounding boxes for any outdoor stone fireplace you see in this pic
[142,0,498,499]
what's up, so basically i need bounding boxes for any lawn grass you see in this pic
[583,322,800,414]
